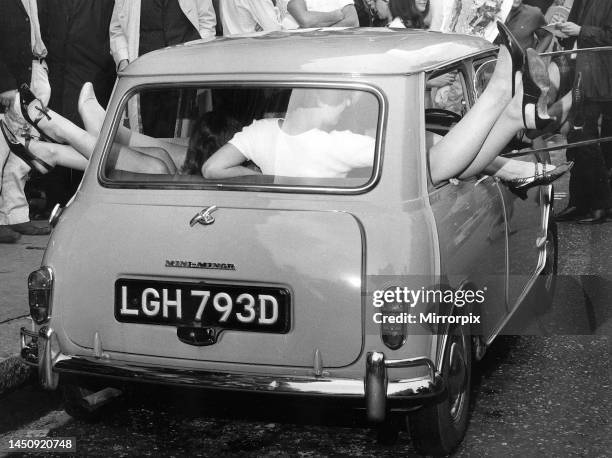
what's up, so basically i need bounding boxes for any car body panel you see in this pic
[25,30,550,414]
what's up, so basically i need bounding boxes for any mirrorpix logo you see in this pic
[165,260,236,271]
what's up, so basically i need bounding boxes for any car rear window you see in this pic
[101,85,381,192]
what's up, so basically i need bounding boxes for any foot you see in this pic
[556,205,586,222]
[500,161,573,190]
[496,21,525,96]
[0,225,21,243]
[78,82,105,135]
[25,97,65,143]
[0,120,53,174]
[486,45,514,100]
[8,221,51,235]
[576,209,608,224]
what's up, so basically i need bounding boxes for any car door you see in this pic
[474,56,547,312]
[426,63,508,341]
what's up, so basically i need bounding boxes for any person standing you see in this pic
[109,0,216,135]
[218,0,286,36]
[0,0,51,243]
[555,0,612,223]
[524,0,555,15]
[37,0,116,213]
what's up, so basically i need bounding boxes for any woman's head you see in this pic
[181,111,242,175]
[390,0,430,28]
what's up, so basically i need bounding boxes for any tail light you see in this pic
[381,287,406,350]
[28,267,53,324]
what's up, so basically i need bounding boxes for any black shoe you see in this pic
[555,206,585,222]
[500,161,573,191]
[0,120,54,175]
[576,209,607,224]
[18,84,61,144]
[496,21,525,97]
[0,225,21,243]
[8,221,51,235]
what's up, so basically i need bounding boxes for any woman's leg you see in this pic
[27,141,89,172]
[77,83,183,172]
[31,93,177,174]
[429,46,514,184]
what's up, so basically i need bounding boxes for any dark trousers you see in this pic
[140,90,180,138]
[566,101,612,211]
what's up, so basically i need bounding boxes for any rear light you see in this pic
[381,287,407,350]
[28,267,53,324]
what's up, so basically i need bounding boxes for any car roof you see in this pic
[124,28,497,77]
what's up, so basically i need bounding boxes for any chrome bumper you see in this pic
[21,326,443,422]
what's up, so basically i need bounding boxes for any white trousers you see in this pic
[0,60,50,226]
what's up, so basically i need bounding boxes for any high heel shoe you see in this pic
[501,161,573,191]
[522,48,556,131]
[18,84,61,144]
[496,21,525,96]
[0,120,53,175]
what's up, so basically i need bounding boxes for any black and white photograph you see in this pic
[0,0,610,456]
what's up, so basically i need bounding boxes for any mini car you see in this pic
[21,28,556,455]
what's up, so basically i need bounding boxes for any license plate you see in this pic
[114,279,290,333]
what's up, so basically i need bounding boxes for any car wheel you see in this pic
[62,381,122,422]
[408,320,472,456]
[535,217,558,314]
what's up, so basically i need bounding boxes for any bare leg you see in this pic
[27,141,89,172]
[113,145,170,174]
[429,46,514,183]
[77,83,184,171]
[31,96,178,173]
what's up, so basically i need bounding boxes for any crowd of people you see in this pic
[0,0,610,243]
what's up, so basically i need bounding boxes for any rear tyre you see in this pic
[408,321,472,456]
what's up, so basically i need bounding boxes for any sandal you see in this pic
[18,84,62,144]
[0,120,53,175]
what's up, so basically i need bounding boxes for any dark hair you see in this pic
[181,111,242,175]
[390,0,429,29]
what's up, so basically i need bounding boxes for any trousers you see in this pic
[0,60,50,225]
[566,100,612,211]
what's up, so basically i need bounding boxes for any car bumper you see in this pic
[21,326,444,422]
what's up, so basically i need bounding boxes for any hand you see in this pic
[557,21,581,37]
[0,89,17,110]
[117,59,129,72]
[427,74,455,88]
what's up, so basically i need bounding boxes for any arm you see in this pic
[287,0,344,28]
[576,11,612,47]
[109,1,130,67]
[201,143,261,179]
[244,0,283,31]
[334,5,359,27]
[195,0,217,39]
